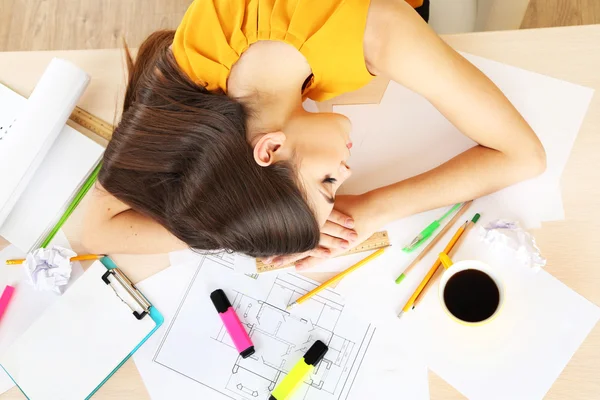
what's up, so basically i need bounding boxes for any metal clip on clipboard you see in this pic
[101,269,151,320]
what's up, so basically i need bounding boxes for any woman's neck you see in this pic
[228,41,312,135]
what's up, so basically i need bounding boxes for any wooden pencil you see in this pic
[398,218,471,318]
[287,247,387,310]
[395,200,472,284]
[6,254,105,265]
[411,213,481,309]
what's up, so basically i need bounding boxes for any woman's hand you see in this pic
[294,193,384,270]
[262,208,358,268]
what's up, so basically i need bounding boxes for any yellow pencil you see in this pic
[398,218,472,318]
[6,254,105,265]
[412,213,481,309]
[287,247,387,310]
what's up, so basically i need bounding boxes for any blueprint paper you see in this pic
[233,253,258,274]
[0,231,83,394]
[133,254,429,400]
[167,248,205,266]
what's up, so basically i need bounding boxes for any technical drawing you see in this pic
[208,252,259,279]
[153,256,374,400]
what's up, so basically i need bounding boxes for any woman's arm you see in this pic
[293,0,546,270]
[362,0,546,225]
[81,184,188,254]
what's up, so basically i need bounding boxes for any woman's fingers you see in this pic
[260,209,356,268]
[327,209,355,229]
[266,251,311,268]
[318,232,351,250]
[321,220,358,243]
[295,256,322,271]
[310,246,332,258]
[269,246,332,267]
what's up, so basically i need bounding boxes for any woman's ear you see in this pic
[253,131,287,166]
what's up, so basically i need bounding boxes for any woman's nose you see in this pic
[339,162,352,181]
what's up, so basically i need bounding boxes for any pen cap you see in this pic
[304,340,328,366]
[210,289,232,313]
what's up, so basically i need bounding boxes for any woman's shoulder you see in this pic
[172,0,378,101]
[363,0,429,76]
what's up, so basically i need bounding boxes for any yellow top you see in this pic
[172,0,374,102]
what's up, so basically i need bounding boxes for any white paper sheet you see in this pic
[303,99,319,113]
[334,200,567,320]
[0,230,83,394]
[399,240,600,400]
[233,253,258,274]
[133,253,429,400]
[334,205,599,399]
[334,53,594,228]
[0,58,90,226]
[0,79,103,253]
[24,245,77,293]
[0,260,156,400]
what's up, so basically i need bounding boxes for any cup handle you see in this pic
[439,252,454,269]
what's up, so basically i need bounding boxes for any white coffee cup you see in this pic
[438,253,505,326]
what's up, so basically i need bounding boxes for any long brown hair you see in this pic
[99,30,320,257]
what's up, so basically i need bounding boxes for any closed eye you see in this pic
[321,176,337,204]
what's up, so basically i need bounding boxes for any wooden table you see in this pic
[1,24,599,399]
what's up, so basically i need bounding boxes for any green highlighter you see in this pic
[269,340,328,400]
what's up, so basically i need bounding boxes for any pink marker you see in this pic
[0,285,15,323]
[210,289,255,358]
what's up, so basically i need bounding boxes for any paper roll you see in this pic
[0,58,90,226]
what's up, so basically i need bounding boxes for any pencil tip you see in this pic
[286,303,296,311]
[397,311,404,319]
[409,236,421,248]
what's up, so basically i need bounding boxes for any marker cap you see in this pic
[304,340,328,366]
[210,289,231,313]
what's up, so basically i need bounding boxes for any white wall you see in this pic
[429,0,531,34]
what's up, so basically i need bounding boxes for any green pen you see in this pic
[269,340,328,400]
[402,203,462,253]
[39,163,101,248]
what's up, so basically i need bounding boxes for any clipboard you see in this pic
[0,257,163,400]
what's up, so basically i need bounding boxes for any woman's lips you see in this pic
[346,142,353,149]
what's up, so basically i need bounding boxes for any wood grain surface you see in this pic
[1,0,599,51]
[0,1,599,399]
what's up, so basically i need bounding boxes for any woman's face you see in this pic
[284,110,353,226]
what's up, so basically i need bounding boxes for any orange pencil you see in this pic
[6,254,105,265]
[397,216,476,318]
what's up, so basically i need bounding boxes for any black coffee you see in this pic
[443,269,500,323]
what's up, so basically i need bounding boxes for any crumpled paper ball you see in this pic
[24,246,76,294]
[479,219,547,271]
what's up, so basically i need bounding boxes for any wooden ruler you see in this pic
[69,107,113,140]
[256,230,390,273]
